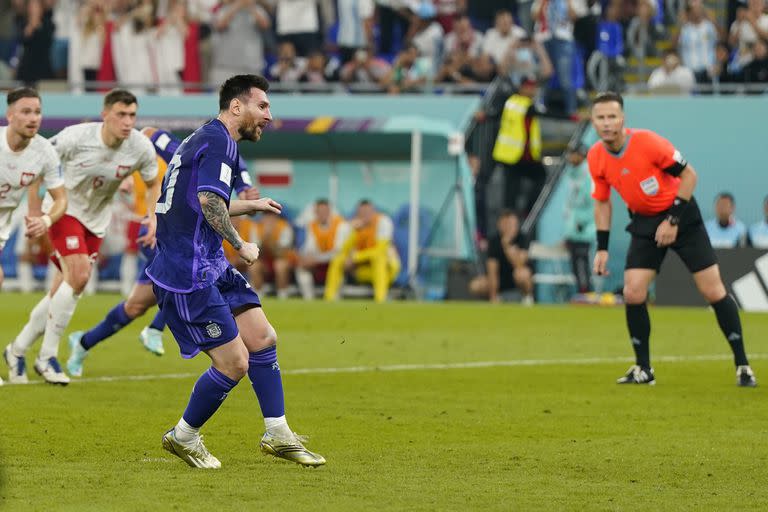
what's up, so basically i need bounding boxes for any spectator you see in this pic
[469,210,534,304]
[152,0,189,95]
[111,0,156,94]
[532,0,586,115]
[298,49,337,83]
[705,192,747,248]
[269,40,307,83]
[627,0,660,59]
[71,0,106,92]
[748,196,768,248]
[435,47,479,83]
[15,0,54,86]
[336,0,375,64]
[481,9,527,68]
[375,0,413,55]
[442,13,484,62]
[383,43,432,93]
[0,0,18,66]
[573,0,600,73]
[51,0,78,79]
[742,38,768,83]
[434,0,461,33]
[562,143,594,294]
[295,199,350,300]
[710,40,741,85]
[647,49,696,93]
[406,1,444,74]
[677,0,717,83]
[589,1,625,92]
[491,76,547,218]
[210,0,271,86]
[339,45,392,85]
[274,0,322,56]
[324,200,401,303]
[250,211,297,299]
[499,35,554,85]
[465,0,517,33]
[729,0,768,52]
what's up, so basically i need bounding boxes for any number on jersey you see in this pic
[155,153,181,214]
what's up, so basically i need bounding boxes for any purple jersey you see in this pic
[149,128,252,194]
[147,119,242,293]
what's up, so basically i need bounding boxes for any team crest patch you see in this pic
[65,236,80,250]
[639,176,659,196]
[205,322,223,338]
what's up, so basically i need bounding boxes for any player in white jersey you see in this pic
[4,89,160,385]
[0,88,67,290]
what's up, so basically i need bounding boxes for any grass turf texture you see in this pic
[1,294,767,511]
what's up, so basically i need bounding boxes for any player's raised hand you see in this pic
[249,197,282,215]
[238,241,260,265]
[137,214,158,249]
[24,215,51,239]
[654,220,678,247]
[593,250,610,276]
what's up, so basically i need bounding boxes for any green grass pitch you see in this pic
[1,293,767,511]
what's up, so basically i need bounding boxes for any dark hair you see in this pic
[316,198,330,206]
[592,91,624,109]
[716,192,735,203]
[103,89,138,108]
[498,208,518,219]
[358,199,372,207]
[7,87,40,106]
[219,74,270,111]
[662,48,679,58]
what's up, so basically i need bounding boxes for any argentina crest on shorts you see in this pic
[639,176,660,196]
[205,322,223,338]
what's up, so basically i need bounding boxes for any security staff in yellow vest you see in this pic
[491,76,546,218]
[296,199,350,300]
[249,212,297,299]
[324,200,401,303]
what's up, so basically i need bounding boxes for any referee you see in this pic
[587,91,756,387]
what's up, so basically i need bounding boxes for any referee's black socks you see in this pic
[711,295,749,367]
[625,303,651,369]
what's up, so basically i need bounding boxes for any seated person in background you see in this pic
[647,49,696,94]
[249,211,297,299]
[562,143,595,295]
[748,195,768,248]
[339,45,392,85]
[295,199,349,300]
[705,192,746,248]
[324,200,401,303]
[383,44,432,94]
[470,210,534,304]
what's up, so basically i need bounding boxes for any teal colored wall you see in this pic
[539,96,768,296]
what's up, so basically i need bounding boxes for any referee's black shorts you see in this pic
[624,196,718,274]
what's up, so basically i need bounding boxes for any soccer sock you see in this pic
[173,418,199,444]
[248,346,288,433]
[625,303,651,369]
[80,302,133,350]
[711,295,749,366]
[181,367,239,429]
[38,282,81,361]
[11,294,51,356]
[149,309,166,331]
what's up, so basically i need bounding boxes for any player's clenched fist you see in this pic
[238,241,260,265]
[593,250,609,276]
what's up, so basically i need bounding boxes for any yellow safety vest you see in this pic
[492,94,541,164]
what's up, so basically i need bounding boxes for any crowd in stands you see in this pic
[0,0,766,102]
[705,192,768,249]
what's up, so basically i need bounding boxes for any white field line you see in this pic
[7,352,768,387]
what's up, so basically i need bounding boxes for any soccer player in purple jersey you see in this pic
[66,128,259,377]
[147,75,325,469]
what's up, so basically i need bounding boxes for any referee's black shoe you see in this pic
[616,365,655,385]
[737,365,757,388]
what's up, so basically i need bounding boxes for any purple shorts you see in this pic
[153,266,261,358]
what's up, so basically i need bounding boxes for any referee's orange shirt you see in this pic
[587,129,687,216]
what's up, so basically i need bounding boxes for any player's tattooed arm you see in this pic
[198,191,243,250]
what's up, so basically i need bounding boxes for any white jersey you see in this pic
[46,123,158,237]
[0,127,63,248]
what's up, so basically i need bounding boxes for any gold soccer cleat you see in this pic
[260,432,326,468]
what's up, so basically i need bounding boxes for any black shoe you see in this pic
[616,365,655,385]
[736,365,757,387]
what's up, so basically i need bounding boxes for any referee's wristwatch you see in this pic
[665,214,680,226]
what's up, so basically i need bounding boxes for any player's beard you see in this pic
[238,114,260,142]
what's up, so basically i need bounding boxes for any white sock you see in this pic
[174,418,199,443]
[264,415,291,437]
[17,262,34,293]
[12,294,51,356]
[37,282,80,361]
[84,267,98,295]
[120,253,137,297]
[295,269,315,300]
